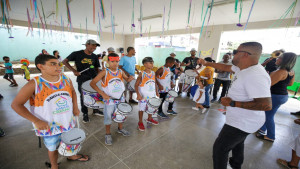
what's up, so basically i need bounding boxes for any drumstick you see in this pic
[80,65,95,74]
[76,116,80,129]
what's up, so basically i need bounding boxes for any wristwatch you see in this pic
[229,101,236,107]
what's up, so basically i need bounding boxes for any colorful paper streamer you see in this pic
[167,0,172,31]
[40,0,47,29]
[199,5,209,39]
[237,0,243,27]
[99,0,105,19]
[131,0,135,30]
[56,0,58,18]
[187,0,192,25]
[244,0,255,30]
[26,7,33,36]
[66,0,72,30]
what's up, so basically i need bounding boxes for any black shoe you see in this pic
[0,94,3,99]
[202,105,210,108]
[211,98,217,102]
[93,109,104,116]
[158,112,168,118]
[291,111,300,116]
[187,92,191,97]
[0,128,5,137]
[129,99,138,104]
[82,114,90,123]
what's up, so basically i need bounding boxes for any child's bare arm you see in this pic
[122,70,134,82]
[11,80,49,130]
[135,73,143,100]
[155,78,160,97]
[69,79,80,116]
[90,70,110,100]
[155,67,164,90]
[196,91,203,102]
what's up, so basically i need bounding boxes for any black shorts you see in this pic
[4,73,14,80]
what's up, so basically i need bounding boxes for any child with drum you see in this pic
[135,57,160,131]
[11,54,89,169]
[192,79,208,112]
[156,57,176,118]
[90,53,134,145]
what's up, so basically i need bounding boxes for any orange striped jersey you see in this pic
[138,71,156,101]
[156,66,172,93]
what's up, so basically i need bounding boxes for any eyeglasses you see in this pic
[233,49,252,55]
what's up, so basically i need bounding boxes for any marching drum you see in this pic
[112,103,132,123]
[165,90,178,103]
[145,98,161,115]
[127,79,136,92]
[58,118,86,156]
[81,80,104,109]
[182,70,198,92]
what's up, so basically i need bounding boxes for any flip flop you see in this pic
[277,159,298,169]
[256,133,274,142]
[67,154,90,162]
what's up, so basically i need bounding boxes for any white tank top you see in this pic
[157,66,172,93]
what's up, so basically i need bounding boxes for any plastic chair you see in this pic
[152,67,158,72]
[140,66,145,71]
[136,65,140,71]
[287,82,300,98]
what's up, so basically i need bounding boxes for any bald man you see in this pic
[198,42,272,169]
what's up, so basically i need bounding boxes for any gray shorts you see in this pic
[4,73,14,80]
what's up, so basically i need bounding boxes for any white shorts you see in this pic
[178,73,185,84]
[290,134,300,157]
[138,100,147,111]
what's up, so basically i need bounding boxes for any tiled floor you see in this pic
[0,72,299,169]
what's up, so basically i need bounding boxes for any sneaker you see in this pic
[157,112,168,118]
[105,134,112,145]
[218,100,221,103]
[201,108,207,113]
[147,118,159,125]
[192,107,199,111]
[167,110,177,115]
[93,109,104,116]
[0,128,5,137]
[129,99,138,104]
[138,122,145,131]
[211,98,217,102]
[202,105,210,108]
[9,83,14,87]
[117,128,130,136]
[82,114,90,123]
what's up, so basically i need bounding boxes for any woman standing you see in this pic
[257,52,297,142]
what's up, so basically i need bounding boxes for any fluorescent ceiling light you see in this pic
[104,24,118,28]
[138,14,162,21]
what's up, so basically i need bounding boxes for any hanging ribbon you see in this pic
[287,0,298,28]
[33,0,37,18]
[50,21,52,37]
[244,0,255,30]
[199,5,209,39]
[131,0,135,30]
[204,0,214,38]
[187,0,192,26]
[86,17,88,36]
[161,5,165,37]
[30,0,33,10]
[201,0,204,21]
[36,2,45,30]
[93,0,95,24]
[139,2,142,37]
[38,20,40,37]
[167,0,172,31]
[234,0,238,13]
[40,0,47,29]
[99,0,105,19]
[295,11,300,26]
[66,0,72,30]
[26,8,33,36]
[236,0,243,27]
[56,0,58,18]
[97,12,102,39]
[269,0,295,28]
[110,2,115,39]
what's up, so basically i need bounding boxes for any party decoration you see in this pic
[97,12,102,39]
[131,0,135,30]
[66,0,72,30]
[269,0,298,28]
[161,5,165,37]
[243,0,255,30]
[56,0,58,18]
[99,0,105,19]
[93,0,95,24]
[199,5,209,39]
[167,0,172,31]
[30,0,33,10]
[20,59,30,66]
[287,0,298,28]
[33,0,37,17]
[201,0,204,21]
[26,8,33,36]
[295,11,300,26]
[234,0,238,13]
[236,0,243,27]
[139,2,143,37]
[110,2,115,39]
[40,0,47,29]
[1,0,12,34]
[187,0,192,26]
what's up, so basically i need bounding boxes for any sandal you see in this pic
[277,159,298,169]
[256,133,274,142]
[45,162,61,168]
[67,154,90,162]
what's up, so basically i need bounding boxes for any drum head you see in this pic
[185,69,198,77]
[117,103,132,113]
[82,80,102,92]
[168,90,178,97]
[61,128,86,145]
[148,98,161,107]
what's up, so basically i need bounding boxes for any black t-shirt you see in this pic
[182,56,199,71]
[264,58,277,74]
[170,58,180,73]
[67,50,100,82]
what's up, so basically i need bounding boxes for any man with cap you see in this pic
[169,53,182,85]
[62,39,103,123]
[102,47,115,69]
[178,48,200,94]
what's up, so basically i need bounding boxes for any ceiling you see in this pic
[6,0,300,35]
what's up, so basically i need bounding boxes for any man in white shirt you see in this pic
[198,42,272,169]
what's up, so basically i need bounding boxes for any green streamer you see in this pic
[199,5,209,39]
[56,0,58,18]
[187,0,192,25]
[269,0,296,28]
[238,0,243,24]
[234,0,238,13]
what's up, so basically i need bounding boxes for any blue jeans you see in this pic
[260,94,288,140]
[203,84,213,106]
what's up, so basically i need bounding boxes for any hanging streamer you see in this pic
[26,8,33,36]
[56,0,58,18]
[97,12,102,39]
[38,21,40,37]
[167,0,172,31]
[36,2,45,30]
[199,5,209,39]
[287,0,298,28]
[110,2,115,39]
[269,0,296,28]
[66,0,72,30]
[295,11,300,26]
[93,0,95,24]
[131,0,135,30]
[187,0,192,26]
[201,0,204,21]
[161,6,165,37]
[99,0,105,19]
[33,0,37,18]
[236,0,243,27]
[244,0,255,30]
[30,0,33,10]
[86,17,88,36]
[234,0,238,13]
[204,0,214,38]
[50,21,52,37]
[40,0,48,29]
[139,2,142,37]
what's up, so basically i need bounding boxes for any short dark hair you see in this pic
[53,50,60,59]
[3,56,9,60]
[279,49,285,53]
[278,52,297,72]
[204,57,213,62]
[200,79,208,87]
[166,57,175,63]
[142,57,154,64]
[107,53,119,61]
[127,47,134,53]
[35,54,57,71]
[240,42,263,55]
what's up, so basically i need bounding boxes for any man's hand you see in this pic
[186,61,191,66]
[197,58,206,66]
[73,108,80,116]
[137,94,142,101]
[221,97,232,107]
[73,71,81,76]
[128,76,134,82]
[34,120,50,130]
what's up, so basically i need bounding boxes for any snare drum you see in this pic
[145,98,161,115]
[182,70,197,92]
[82,80,104,109]
[58,128,86,156]
[112,103,132,123]
[165,90,178,103]
[128,79,136,92]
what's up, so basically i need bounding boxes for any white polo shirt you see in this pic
[226,64,271,133]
